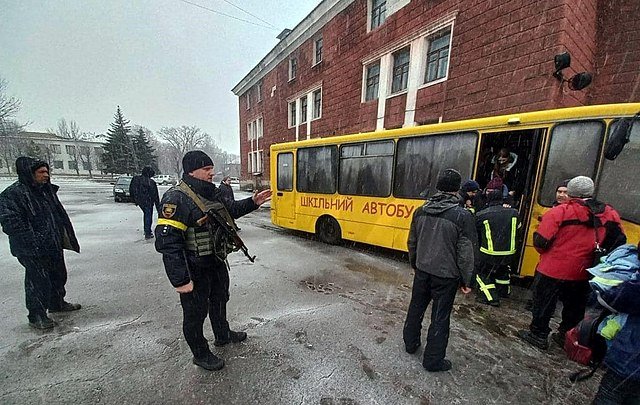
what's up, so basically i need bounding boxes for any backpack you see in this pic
[565,309,610,382]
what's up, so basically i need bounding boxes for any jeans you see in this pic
[17,252,68,320]
[403,271,459,368]
[529,271,590,338]
[593,369,640,405]
[141,205,154,237]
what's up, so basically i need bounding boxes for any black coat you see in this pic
[155,175,257,287]
[130,174,160,208]
[0,157,80,258]
[218,182,235,201]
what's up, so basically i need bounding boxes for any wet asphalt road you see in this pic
[0,178,600,404]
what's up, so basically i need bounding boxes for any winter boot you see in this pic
[424,359,452,372]
[49,301,82,312]
[28,315,56,330]
[214,330,247,347]
[517,330,549,350]
[192,352,225,371]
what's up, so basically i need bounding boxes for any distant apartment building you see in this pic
[0,132,104,176]
[232,0,640,184]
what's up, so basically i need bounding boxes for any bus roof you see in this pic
[270,103,640,151]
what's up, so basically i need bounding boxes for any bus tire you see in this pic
[316,216,341,245]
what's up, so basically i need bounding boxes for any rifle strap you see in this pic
[176,181,235,227]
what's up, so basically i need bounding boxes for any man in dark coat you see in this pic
[130,166,160,239]
[219,176,240,231]
[155,151,271,371]
[0,157,81,330]
[403,168,476,372]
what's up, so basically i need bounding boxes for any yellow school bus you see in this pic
[270,103,640,277]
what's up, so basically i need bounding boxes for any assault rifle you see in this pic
[205,209,256,263]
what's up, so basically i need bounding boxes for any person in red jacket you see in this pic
[517,176,625,350]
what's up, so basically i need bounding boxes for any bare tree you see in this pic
[0,119,27,174]
[49,118,85,175]
[0,78,22,123]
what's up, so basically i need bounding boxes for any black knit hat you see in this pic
[436,169,462,192]
[182,150,213,174]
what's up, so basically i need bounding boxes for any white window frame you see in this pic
[312,89,322,120]
[288,101,297,128]
[422,26,453,87]
[257,83,262,102]
[289,57,297,81]
[362,60,381,102]
[390,46,410,95]
[313,37,323,66]
[369,0,387,31]
[300,96,308,124]
[245,91,251,110]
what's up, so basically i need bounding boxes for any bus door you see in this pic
[274,152,296,223]
[475,128,546,275]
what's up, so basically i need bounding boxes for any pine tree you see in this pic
[132,128,157,171]
[102,106,136,174]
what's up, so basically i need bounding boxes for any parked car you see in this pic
[152,174,177,185]
[229,177,240,185]
[113,176,133,202]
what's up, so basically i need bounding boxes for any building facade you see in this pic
[233,0,640,184]
[0,132,104,176]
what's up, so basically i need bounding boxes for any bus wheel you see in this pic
[316,216,341,245]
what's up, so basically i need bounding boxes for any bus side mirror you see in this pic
[604,119,633,160]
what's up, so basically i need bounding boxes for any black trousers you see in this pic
[179,258,231,358]
[529,271,590,338]
[17,252,68,321]
[476,261,512,302]
[403,271,459,368]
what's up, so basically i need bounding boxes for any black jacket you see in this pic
[408,192,477,286]
[475,202,519,265]
[154,175,258,287]
[0,157,80,257]
[130,171,160,208]
[218,182,235,201]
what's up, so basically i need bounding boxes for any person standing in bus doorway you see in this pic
[474,189,519,307]
[130,166,160,239]
[403,169,477,372]
[518,176,626,350]
[459,180,480,213]
[553,179,570,206]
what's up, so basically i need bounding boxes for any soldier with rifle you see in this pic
[155,150,271,371]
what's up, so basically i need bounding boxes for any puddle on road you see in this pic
[343,258,407,285]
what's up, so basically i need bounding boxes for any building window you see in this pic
[300,97,308,123]
[365,61,380,101]
[257,117,263,138]
[391,47,410,93]
[257,83,262,102]
[289,101,297,127]
[425,28,451,84]
[312,89,322,119]
[246,91,251,110]
[289,58,297,81]
[371,0,386,30]
[51,144,61,154]
[66,145,76,155]
[247,121,254,140]
[314,37,323,65]
[82,161,92,170]
[53,160,64,169]
[68,161,78,170]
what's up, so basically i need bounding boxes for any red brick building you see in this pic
[232,0,640,184]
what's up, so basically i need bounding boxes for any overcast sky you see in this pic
[0,0,318,155]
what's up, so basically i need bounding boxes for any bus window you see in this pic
[539,121,604,206]
[277,152,293,191]
[597,120,640,223]
[339,140,394,197]
[394,132,477,199]
[297,146,338,194]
